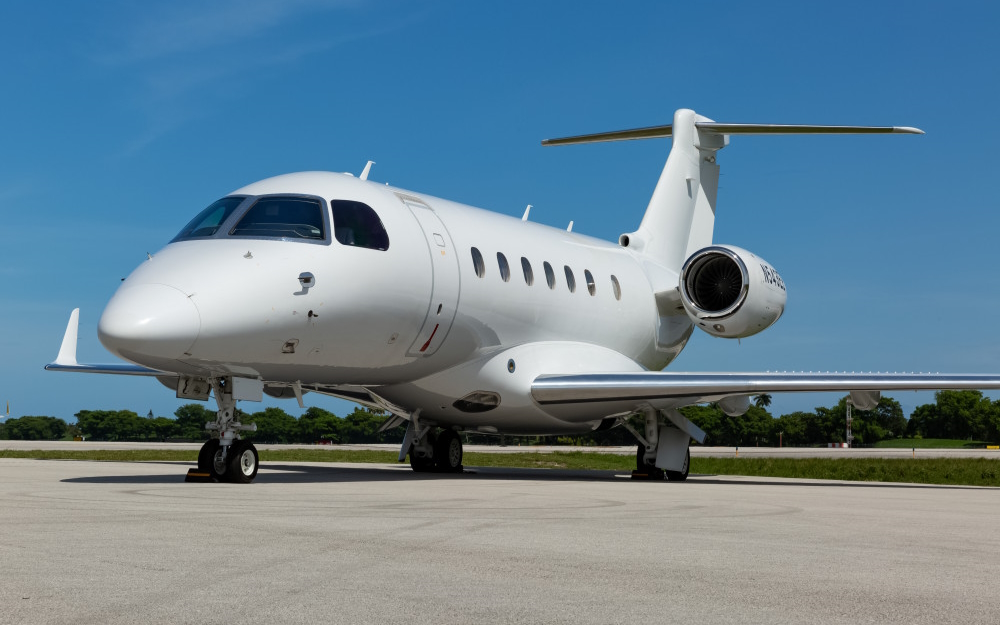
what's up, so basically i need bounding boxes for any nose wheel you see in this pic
[226,440,259,483]
[197,439,259,483]
[191,377,261,484]
[197,439,226,480]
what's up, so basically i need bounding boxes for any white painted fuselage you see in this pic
[98,172,691,434]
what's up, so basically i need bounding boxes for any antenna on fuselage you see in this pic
[567,221,574,232]
[360,160,375,181]
[522,205,532,221]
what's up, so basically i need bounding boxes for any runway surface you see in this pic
[2,459,999,624]
[3,439,998,459]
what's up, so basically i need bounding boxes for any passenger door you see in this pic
[399,197,460,357]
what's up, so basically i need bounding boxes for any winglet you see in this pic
[54,308,81,366]
[45,308,164,376]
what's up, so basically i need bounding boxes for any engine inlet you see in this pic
[680,248,749,317]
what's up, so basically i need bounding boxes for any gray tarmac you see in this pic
[3,439,999,459]
[2,458,999,624]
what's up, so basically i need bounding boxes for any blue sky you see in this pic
[2,0,999,425]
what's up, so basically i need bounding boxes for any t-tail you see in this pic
[543,108,923,272]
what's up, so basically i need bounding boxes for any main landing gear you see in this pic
[635,443,690,481]
[194,378,260,483]
[624,406,702,482]
[399,410,464,474]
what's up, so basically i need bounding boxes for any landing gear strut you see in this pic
[195,378,259,483]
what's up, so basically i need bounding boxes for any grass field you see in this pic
[2,448,998,487]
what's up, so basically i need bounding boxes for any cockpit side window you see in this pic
[330,200,390,251]
[230,196,327,240]
[173,196,247,241]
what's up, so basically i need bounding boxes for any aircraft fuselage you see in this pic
[99,171,691,433]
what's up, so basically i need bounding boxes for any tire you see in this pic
[635,443,665,480]
[225,441,259,484]
[665,448,690,482]
[635,443,648,472]
[433,430,463,473]
[409,446,436,472]
[198,439,227,480]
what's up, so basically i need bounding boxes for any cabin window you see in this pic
[564,266,576,293]
[611,275,622,300]
[330,200,389,250]
[585,270,596,296]
[543,262,556,289]
[173,196,246,240]
[521,257,534,286]
[497,252,511,282]
[231,196,326,240]
[471,247,486,278]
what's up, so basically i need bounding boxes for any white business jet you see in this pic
[46,108,1000,483]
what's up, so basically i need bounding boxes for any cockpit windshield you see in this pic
[230,196,327,240]
[173,196,246,240]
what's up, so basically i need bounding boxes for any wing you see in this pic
[532,371,1000,412]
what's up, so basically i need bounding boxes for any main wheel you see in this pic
[635,443,648,471]
[409,447,436,472]
[198,439,227,480]
[433,430,463,473]
[665,448,690,482]
[635,443,664,480]
[225,440,259,484]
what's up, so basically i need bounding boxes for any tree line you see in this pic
[0,405,403,444]
[2,390,998,446]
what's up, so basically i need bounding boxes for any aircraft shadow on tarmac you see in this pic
[58,461,996,490]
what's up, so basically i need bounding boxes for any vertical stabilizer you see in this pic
[542,111,923,272]
[619,109,725,271]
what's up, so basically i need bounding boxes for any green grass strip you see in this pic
[874,438,992,449]
[2,449,997,486]
[693,457,1000,487]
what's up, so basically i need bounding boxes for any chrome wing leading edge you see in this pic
[531,372,1000,406]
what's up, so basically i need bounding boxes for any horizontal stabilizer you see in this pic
[542,122,923,146]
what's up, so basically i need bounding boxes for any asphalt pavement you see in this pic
[1,458,999,624]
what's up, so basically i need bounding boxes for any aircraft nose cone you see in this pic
[98,283,200,363]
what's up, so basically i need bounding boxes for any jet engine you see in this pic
[679,245,786,339]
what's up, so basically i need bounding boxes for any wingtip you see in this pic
[894,126,925,134]
[52,308,81,366]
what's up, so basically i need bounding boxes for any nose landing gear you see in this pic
[193,378,260,483]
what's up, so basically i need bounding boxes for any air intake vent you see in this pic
[453,391,501,413]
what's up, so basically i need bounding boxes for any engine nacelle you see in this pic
[679,245,786,339]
